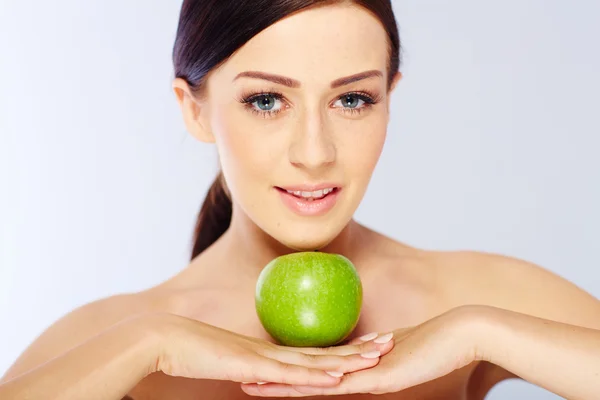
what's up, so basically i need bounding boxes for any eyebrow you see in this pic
[234,71,301,88]
[330,70,383,88]
[233,69,383,89]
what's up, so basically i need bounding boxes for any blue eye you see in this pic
[252,94,281,112]
[333,92,376,110]
[240,91,286,118]
[340,94,363,108]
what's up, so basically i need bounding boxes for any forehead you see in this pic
[216,4,389,86]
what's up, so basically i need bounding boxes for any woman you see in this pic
[2,1,600,399]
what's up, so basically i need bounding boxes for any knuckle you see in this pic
[323,345,346,356]
[357,342,371,353]
[255,357,275,379]
[255,346,273,358]
[329,355,345,368]
[277,360,291,372]
[279,362,292,384]
[303,352,319,363]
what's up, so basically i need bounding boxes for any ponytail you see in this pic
[190,171,232,259]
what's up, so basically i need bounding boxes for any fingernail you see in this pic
[358,332,378,342]
[374,332,394,344]
[326,371,344,377]
[361,350,381,359]
[257,382,268,385]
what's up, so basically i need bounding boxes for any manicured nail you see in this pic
[326,371,344,377]
[374,332,394,344]
[359,332,378,342]
[361,350,381,359]
[257,382,268,385]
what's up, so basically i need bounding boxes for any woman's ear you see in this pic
[172,78,215,143]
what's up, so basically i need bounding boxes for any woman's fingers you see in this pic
[247,333,395,387]
[347,329,415,346]
[249,358,344,387]
[242,369,378,397]
[242,382,309,397]
[242,331,401,391]
[279,331,395,357]
[345,332,380,346]
[259,347,381,374]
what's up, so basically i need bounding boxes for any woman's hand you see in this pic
[244,305,600,400]
[149,313,396,388]
[0,312,393,400]
[241,306,484,396]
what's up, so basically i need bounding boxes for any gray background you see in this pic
[1,0,598,398]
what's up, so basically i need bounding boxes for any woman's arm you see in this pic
[243,305,600,399]
[477,306,600,400]
[1,292,158,383]
[0,312,393,400]
[0,315,159,400]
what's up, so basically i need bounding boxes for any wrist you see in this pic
[128,312,179,375]
[447,305,503,364]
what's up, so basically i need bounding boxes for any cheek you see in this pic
[341,117,387,179]
[211,106,280,190]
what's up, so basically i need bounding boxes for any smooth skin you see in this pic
[246,305,600,399]
[3,3,600,400]
[0,313,394,399]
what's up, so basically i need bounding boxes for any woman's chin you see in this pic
[255,213,352,253]
[276,233,338,253]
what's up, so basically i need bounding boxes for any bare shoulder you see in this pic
[346,232,600,396]
[426,250,600,329]
[1,288,162,382]
[2,256,219,382]
[409,249,600,397]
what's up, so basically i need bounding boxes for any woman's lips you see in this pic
[276,186,341,216]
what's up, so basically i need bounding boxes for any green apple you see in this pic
[255,251,363,347]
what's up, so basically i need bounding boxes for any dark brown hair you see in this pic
[173,0,401,259]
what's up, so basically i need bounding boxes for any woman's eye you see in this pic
[252,94,282,112]
[334,94,366,109]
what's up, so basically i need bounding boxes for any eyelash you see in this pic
[239,90,286,118]
[238,89,382,119]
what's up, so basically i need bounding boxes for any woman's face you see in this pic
[177,4,400,251]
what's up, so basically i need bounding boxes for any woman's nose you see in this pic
[288,112,336,171]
